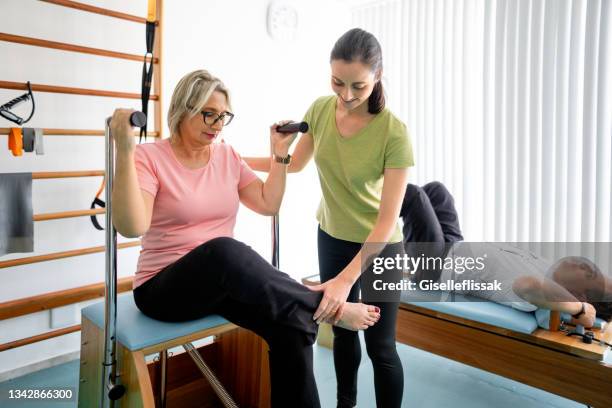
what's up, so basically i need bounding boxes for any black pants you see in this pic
[317,227,404,408]
[400,181,463,244]
[400,182,464,283]
[133,237,322,408]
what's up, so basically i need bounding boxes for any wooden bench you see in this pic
[78,293,270,407]
[397,301,612,408]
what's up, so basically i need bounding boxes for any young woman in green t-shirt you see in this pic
[246,28,414,407]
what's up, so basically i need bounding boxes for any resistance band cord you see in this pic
[140,2,156,143]
[91,2,156,229]
[90,179,106,231]
[0,81,35,125]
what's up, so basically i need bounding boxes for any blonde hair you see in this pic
[167,70,231,138]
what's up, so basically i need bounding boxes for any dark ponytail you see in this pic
[369,80,385,114]
[330,28,385,114]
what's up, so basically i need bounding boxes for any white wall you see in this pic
[0,0,350,378]
[161,0,351,279]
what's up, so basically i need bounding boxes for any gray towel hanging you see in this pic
[0,173,34,255]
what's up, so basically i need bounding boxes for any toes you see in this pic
[365,305,381,313]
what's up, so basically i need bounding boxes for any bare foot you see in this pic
[334,303,380,331]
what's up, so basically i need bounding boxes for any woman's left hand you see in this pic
[309,277,353,324]
[270,120,299,157]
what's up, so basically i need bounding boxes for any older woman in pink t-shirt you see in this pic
[109,70,380,408]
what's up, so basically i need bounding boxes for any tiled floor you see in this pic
[0,339,585,408]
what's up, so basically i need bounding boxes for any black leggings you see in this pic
[400,181,463,244]
[317,227,404,408]
[399,182,464,283]
[133,237,322,408]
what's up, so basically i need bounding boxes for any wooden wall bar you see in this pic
[0,277,134,321]
[0,325,81,352]
[33,208,104,221]
[0,274,135,351]
[32,170,104,179]
[0,128,159,137]
[0,81,159,100]
[0,33,158,63]
[0,0,164,352]
[0,241,140,269]
[39,0,152,24]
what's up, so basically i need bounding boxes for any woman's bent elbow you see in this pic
[115,226,144,238]
[113,218,149,238]
[119,229,144,238]
[259,202,280,216]
[264,206,280,216]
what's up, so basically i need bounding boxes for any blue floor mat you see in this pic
[1,340,584,408]
[0,359,79,408]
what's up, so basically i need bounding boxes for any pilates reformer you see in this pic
[396,292,612,408]
[78,112,274,407]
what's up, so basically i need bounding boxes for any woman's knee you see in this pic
[422,181,452,202]
[400,184,428,218]
[405,183,425,197]
[195,237,257,267]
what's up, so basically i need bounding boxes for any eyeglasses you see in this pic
[200,111,234,126]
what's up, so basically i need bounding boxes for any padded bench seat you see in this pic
[82,293,233,351]
[401,291,539,334]
[400,290,607,334]
[79,293,269,407]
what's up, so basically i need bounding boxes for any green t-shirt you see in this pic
[303,95,415,243]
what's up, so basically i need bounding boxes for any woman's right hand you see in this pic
[270,120,299,157]
[110,108,136,153]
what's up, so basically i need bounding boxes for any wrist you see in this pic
[337,273,355,287]
[116,141,136,154]
[273,153,291,165]
[116,148,135,159]
[571,302,586,318]
[273,148,289,158]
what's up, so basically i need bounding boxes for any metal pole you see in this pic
[159,350,168,408]
[270,136,280,269]
[271,215,279,268]
[101,117,125,407]
[100,112,144,407]
[101,117,117,407]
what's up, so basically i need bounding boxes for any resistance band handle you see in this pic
[130,111,147,128]
[276,121,309,134]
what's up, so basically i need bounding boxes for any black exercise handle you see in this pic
[276,121,309,134]
[130,111,147,128]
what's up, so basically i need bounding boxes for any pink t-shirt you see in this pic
[132,139,258,289]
